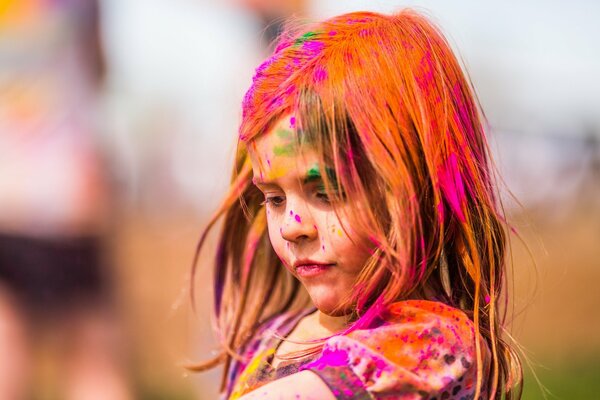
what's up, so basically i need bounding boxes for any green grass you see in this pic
[521,357,600,399]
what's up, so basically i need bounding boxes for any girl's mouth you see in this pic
[295,264,335,278]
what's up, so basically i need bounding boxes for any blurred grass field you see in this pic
[521,356,600,399]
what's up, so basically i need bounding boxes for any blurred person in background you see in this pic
[236,0,307,46]
[0,0,131,399]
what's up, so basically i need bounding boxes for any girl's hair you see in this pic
[190,9,522,399]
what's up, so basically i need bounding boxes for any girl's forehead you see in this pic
[248,115,319,183]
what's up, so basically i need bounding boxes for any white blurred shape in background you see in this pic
[102,0,262,214]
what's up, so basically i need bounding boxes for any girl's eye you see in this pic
[261,196,285,208]
[316,191,331,203]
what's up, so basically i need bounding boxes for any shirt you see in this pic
[224,300,490,400]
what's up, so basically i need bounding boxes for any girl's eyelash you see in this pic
[261,196,285,207]
[316,190,331,203]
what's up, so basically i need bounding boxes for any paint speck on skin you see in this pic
[485,295,491,304]
[290,210,293,216]
[289,116,296,128]
[295,214,302,223]
[329,30,337,36]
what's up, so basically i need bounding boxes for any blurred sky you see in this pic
[98,0,600,213]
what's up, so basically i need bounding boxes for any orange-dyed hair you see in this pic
[191,9,522,399]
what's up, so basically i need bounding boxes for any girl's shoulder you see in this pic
[349,299,477,350]
[224,308,315,399]
[300,300,490,400]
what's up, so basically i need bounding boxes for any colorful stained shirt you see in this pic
[223,300,491,400]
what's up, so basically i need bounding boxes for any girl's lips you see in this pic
[295,264,334,278]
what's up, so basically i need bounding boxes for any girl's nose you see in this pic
[280,207,318,243]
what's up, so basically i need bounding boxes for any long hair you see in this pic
[190,9,522,399]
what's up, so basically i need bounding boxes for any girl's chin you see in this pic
[307,292,352,316]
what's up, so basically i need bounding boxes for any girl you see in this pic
[191,9,523,400]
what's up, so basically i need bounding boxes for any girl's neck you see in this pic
[309,310,351,335]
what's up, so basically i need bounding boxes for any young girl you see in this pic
[191,9,523,400]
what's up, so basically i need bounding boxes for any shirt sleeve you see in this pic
[300,301,490,400]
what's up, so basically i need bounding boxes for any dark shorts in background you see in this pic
[0,232,112,321]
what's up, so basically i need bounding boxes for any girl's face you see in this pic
[248,115,372,316]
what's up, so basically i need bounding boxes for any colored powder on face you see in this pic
[289,116,296,128]
[273,128,296,156]
[485,295,491,304]
[295,214,302,223]
[328,30,337,36]
[306,164,321,180]
[290,210,293,215]
[273,143,295,156]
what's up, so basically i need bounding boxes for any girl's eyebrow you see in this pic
[303,165,322,184]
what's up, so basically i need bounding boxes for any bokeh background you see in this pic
[0,0,598,399]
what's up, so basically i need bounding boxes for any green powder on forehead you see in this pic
[273,143,295,156]
[304,163,339,188]
[306,164,321,179]
[273,127,296,156]
[275,128,294,140]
